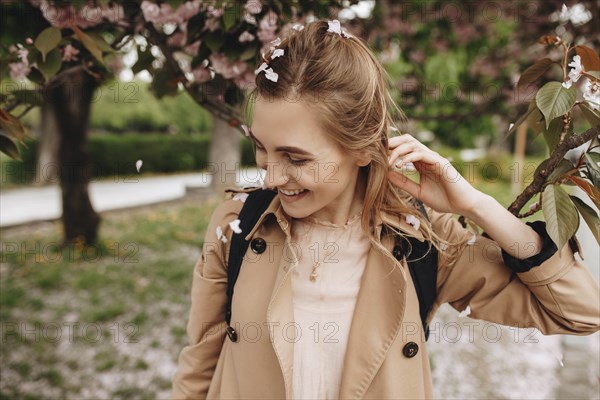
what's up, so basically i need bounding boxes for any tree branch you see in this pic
[508,124,600,216]
[144,23,246,135]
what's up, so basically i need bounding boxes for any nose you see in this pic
[263,161,289,189]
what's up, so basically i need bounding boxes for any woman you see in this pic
[171,20,600,399]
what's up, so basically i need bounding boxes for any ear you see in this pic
[355,150,371,167]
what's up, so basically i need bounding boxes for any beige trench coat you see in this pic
[171,187,600,399]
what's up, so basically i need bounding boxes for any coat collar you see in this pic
[244,191,425,242]
[241,190,423,398]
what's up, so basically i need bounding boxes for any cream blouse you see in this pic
[289,211,371,399]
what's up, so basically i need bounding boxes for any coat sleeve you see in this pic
[428,205,600,335]
[171,197,242,399]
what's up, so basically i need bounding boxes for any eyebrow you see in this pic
[248,128,316,157]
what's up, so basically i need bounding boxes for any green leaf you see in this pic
[541,117,564,153]
[535,82,577,128]
[547,158,575,183]
[585,153,600,189]
[239,46,257,61]
[570,195,600,246]
[71,25,104,63]
[542,184,580,250]
[517,58,555,91]
[37,48,63,81]
[85,32,114,53]
[526,104,545,137]
[35,27,61,62]
[0,133,21,160]
[12,89,44,106]
[204,32,224,53]
[505,101,536,138]
[578,102,600,128]
[222,7,237,31]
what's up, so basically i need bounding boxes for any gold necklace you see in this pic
[295,214,360,282]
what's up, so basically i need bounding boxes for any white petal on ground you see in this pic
[458,305,471,317]
[136,160,143,173]
[229,219,242,234]
[405,214,421,231]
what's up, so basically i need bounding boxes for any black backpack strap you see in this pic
[226,188,277,326]
[392,199,438,341]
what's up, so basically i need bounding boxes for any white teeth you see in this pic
[279,188,306,196]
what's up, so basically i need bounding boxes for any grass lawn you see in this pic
[0,168,545,399]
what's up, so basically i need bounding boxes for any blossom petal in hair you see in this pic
[327,19,342,35]
[271,48,284,59]
[264,67,279,82]
[270,37,282,47]
[292,24,304,31]
[254,62,268,75]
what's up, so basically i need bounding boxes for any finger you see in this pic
[388,142,419,167]
[387,170,420,197]
[388,134,418,150]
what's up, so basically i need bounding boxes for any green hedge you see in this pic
[2,134,256,184]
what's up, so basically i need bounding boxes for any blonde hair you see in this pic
[243,20,470,268]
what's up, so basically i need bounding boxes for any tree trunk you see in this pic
[35,102,60,186]
[49,67,101,245]
[208,107,242,197]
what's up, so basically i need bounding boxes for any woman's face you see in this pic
[249,97,369,223]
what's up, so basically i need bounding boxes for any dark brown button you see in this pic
[403,342,418,358]
[393,245,404,260]
[226,326,238,342]
[250,238,267,254]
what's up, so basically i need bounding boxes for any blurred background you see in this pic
[1,0,599,399]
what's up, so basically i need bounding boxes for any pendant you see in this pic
[309,261,320,282]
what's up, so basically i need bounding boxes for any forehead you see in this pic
[250,98,330,147]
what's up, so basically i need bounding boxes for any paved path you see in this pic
[0,169,264,227]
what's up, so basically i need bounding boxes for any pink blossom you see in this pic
[204,17,221,32]
[184,40,201,56]
[238,31,255,43]
[17,48,29,65]
[209,53,249,80]
[141,0,180,25]
[583,78,599,110]
[25,37,33,45]
[62,44,80,62]
[40,0,120,28]
[9,62,31,81]
[167,31,187,48]
[141,0,161,23]
[176,0,201,22]
[191,66,212,83]
[256,10,278,44]
[244,1,262,15]
[234,70,256,90]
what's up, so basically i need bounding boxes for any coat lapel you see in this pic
[338,231,408,399]
[242,191,426,399]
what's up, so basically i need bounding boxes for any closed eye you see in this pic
[253,142,308,166]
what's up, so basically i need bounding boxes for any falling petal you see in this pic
[271,48,284,59]
[229,219,242,234]
[508,123,514,131]
[241,124,250,137]
[232,192,249,202]
[216,225,224,240]
[466,233,477,246]
[327,19,342,35]
[136,160,143,173]
[264,68,278,82]
[458,305,471,317]
[405,214,421,231]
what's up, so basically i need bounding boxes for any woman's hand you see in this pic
[386,134,485,216]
